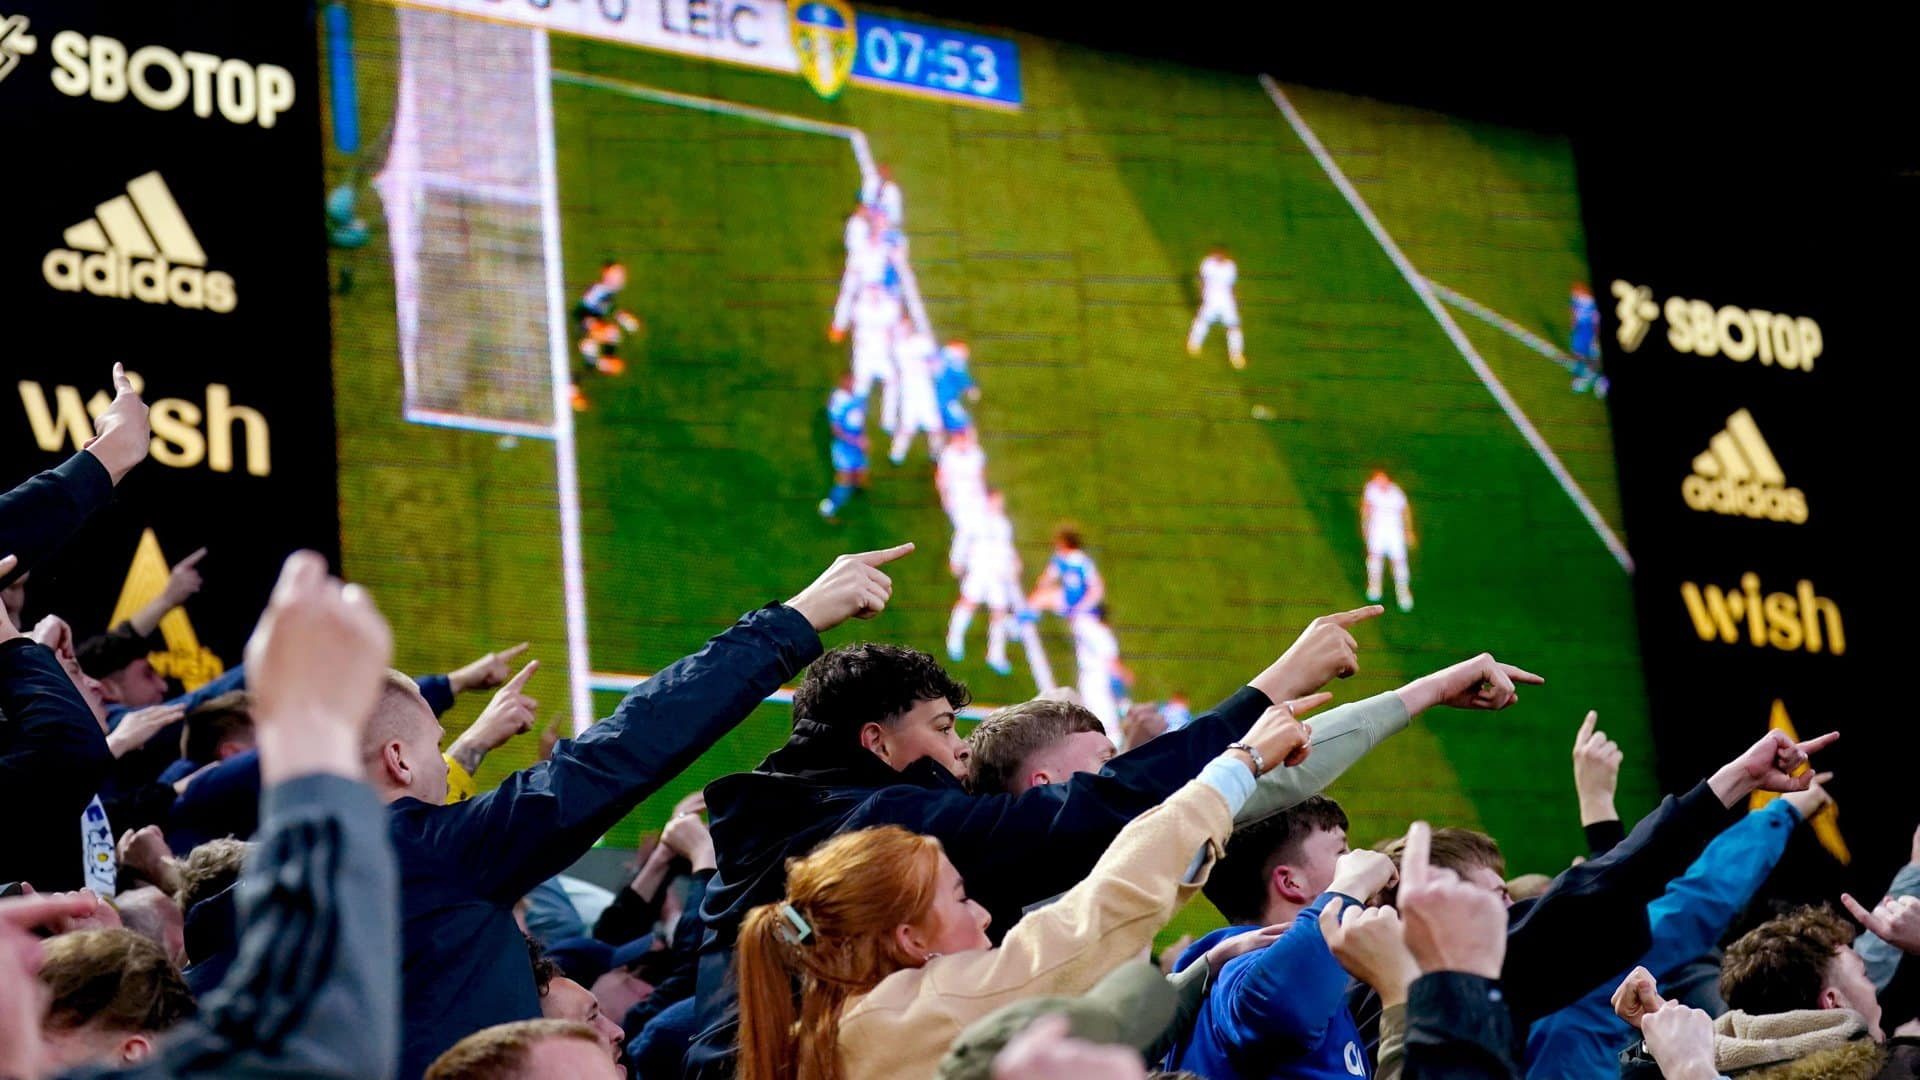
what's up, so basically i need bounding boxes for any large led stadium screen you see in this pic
[319,0,1650,937]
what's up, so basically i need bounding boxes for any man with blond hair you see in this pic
[426,1019,622,1080]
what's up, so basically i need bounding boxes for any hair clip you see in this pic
[778,901,813,945]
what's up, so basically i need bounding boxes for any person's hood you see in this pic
[1714,1008,1881,1077]
[702,727,959,942]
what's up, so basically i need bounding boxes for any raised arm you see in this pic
[905,706,1317,1022]
[1505,728,1840,1025]
[1215,852,1398,1053]
[427,546,911,902]
[1,365,146,586]
[99,550,400,1079]
[1235,650,1540,827]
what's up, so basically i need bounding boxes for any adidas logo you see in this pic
[41,171,236,313]
[1680,409,1806,524]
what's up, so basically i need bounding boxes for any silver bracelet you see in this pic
[1226,741,1265,774]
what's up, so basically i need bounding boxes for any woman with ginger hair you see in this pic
[735,691,1331,1080]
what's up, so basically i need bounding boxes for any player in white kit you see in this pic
[1362,470,1416,611]
[947,489,1022,676]
[1187,245,1246,369]
[863,163,904,227]
[889,317,943,464]
[1069,611,1128,737]
[945,489,1058,690]
[830,205,889,340]
[936,428,988,532]
[847,284,901,419]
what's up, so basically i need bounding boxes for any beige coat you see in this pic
[835,777,1234,1080]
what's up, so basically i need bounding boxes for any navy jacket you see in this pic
[390,604,819,1079]
[685,682,1273,1075]
[0,640,115,891]
[0,450,113,588]
[1404,973,1522,1080]
[1347,780,1739,1065]
[160,672,455,854]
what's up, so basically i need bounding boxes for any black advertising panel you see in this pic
[0,1,337,684]
[1578,119,1910,897]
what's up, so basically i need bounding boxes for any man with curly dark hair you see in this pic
[685,605,1432,1075]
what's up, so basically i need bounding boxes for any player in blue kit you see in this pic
[935,339,980,437]
[818,373,869,520]
[1034,527,1106,620]
[1569,281,1608,396]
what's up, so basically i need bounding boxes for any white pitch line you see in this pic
[1425,279,1577,369]
[551,70,862,140]
[404,407,560,440]
[1258,75,1632,573]
[552,70,931,336]
[535,33,597,734]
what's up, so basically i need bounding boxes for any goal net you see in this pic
[376,8,555,434]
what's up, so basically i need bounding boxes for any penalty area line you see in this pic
[1258,74,1632,574]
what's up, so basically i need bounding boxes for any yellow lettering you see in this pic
[205,383,269,476]
[17,382,95,452]
[1799,579,1845,655]
[1680,582,1743,644]
[1763,592,1804,651]
[148,398,205,469]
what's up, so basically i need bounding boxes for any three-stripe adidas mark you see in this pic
[1680,408,1807,524]
[41,171,236,313]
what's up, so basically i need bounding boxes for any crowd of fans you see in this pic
[2,366,1914,1079]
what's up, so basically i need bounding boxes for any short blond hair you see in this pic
[361,669,435,757]
[424,1019,603,1079]
[175,837,251,913]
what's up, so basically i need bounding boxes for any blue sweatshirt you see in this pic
[1523,798,1801,1078]
[1173,890,1370,1080]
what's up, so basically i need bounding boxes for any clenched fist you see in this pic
[244,551,393,783]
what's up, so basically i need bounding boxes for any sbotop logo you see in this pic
[42,172,237,313]
[50,31,294,127]
[1682,409,1808,524]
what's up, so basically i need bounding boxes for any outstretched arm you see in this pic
[1235,651,1541,826]
[100,550,400,1080]
[424,546,912,903]
[1,365,146,586]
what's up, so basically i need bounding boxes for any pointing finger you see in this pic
[111,362,134,396]
[1843,893,1888,936]
[854,542,915,567]
[1402,821,1432,892]
[176,547,209,571]
[1286,691,1334,719]
[1797,731,1841,755]
[496,642,531,665]
[503,659,540,692]
[1502,664,1546,686]
[0,554,16,578]
[1329,604,1385,628]
[1575,710,1598,747]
